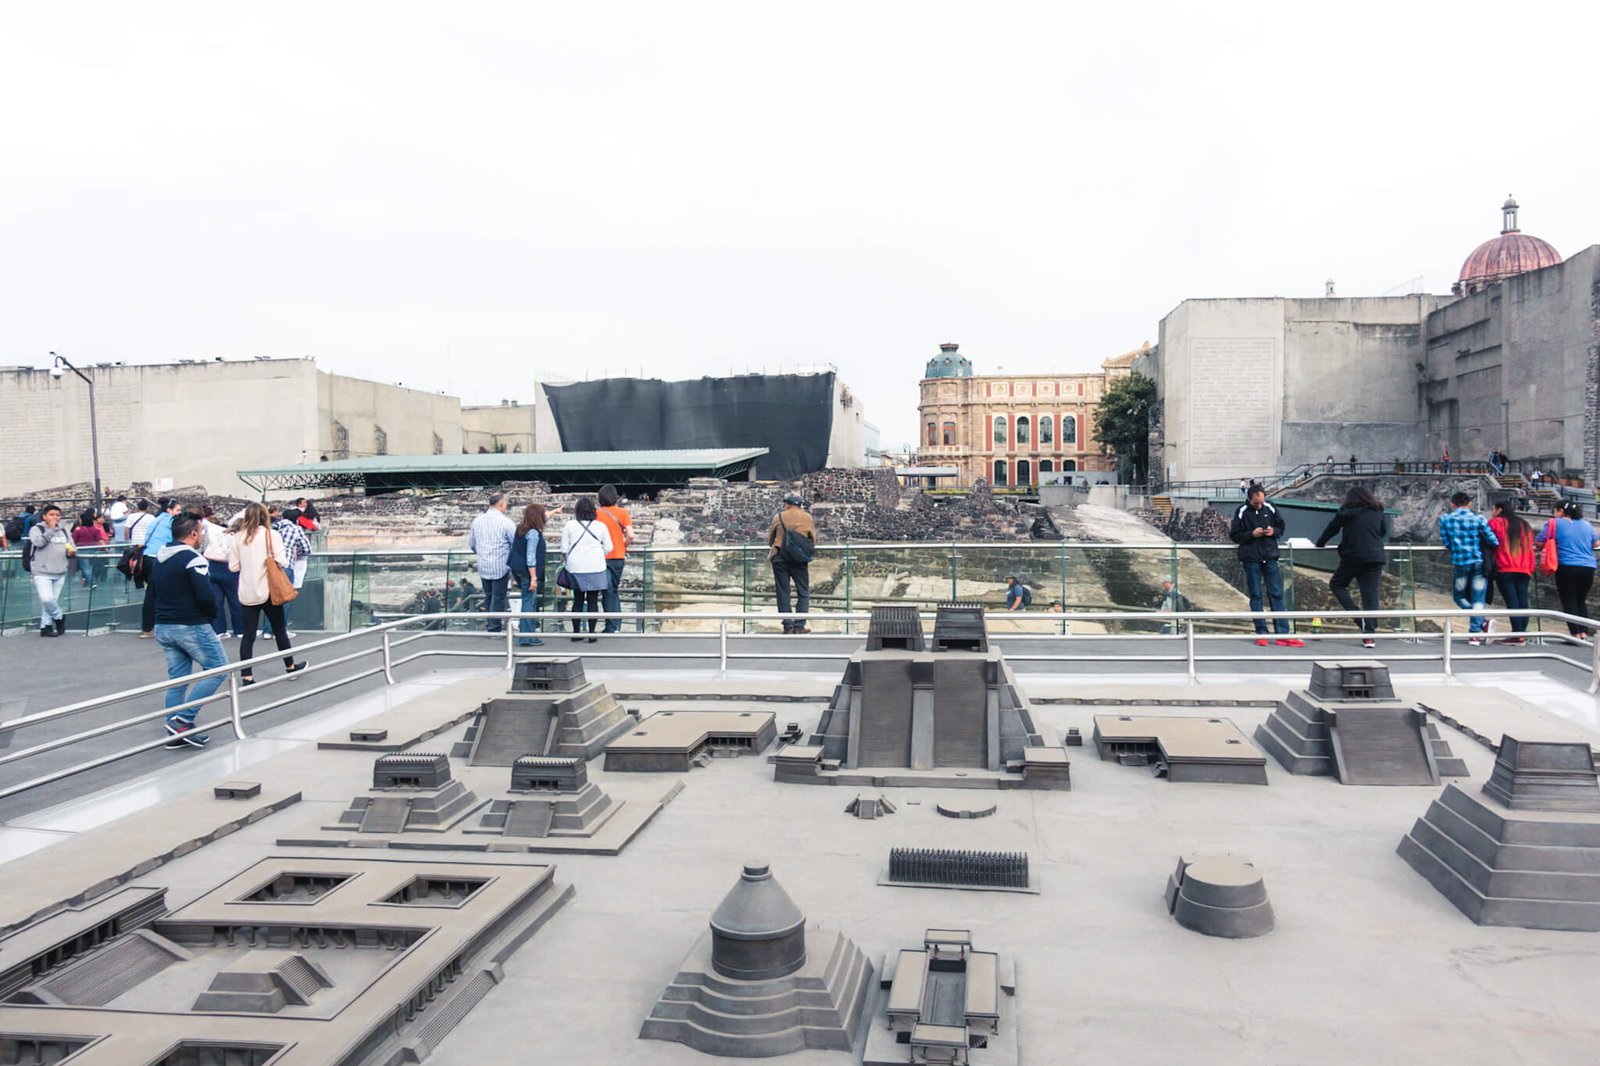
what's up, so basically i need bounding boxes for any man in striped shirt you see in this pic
[468,492,517,633]
[1439,491,1498,642]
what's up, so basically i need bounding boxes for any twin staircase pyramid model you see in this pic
[452,658,633,765]
[1254,661,1467,785]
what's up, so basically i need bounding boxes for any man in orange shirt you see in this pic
[595,484,634,633]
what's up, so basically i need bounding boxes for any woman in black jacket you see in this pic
[1315,486,1389,647]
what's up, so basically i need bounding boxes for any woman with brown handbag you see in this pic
[227,502,307,685]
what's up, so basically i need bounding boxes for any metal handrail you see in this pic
[2,605,1597,803]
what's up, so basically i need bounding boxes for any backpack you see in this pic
[508,529,529,573]
[775,514,815,566]
[1017,584,1033,608]
[20,535,35,573]
[3,515,22,544]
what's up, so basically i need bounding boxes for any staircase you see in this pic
[1151,495,1173,518]
[1330,708,1436,785]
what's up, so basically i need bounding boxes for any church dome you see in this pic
[924,342,973,379]
[1457,195,1561,294]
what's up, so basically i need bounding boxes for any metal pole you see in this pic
[1590,630,1600,695]
[505,616,515,669]
[1184,618,1197,684]
[86,376,102,508]
[1442,617,1453,678]
[226,672,246,740]
[381,629,396,685]
[718,621,728,679]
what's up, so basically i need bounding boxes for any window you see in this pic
[1039,415,1053,445]
[928,423,937,446]
[1064,459,1077,471]
[1039,460,1054,474]
[941,421,956,445]
[1061,416,1077,444]
[1016,416,1030,445]
[993,415,1007,447]
[1017,460,1032,486]
[993,460,1008,486]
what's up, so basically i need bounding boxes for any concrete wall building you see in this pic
[915,343,1134,487]
[1149,198,1599,488]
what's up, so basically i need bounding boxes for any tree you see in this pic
[1093,372,1156,482]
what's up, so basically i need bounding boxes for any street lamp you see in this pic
[49,352,102,507]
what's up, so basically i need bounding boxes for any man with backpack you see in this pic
[1005,576,1033,611]
[767,493,816,634]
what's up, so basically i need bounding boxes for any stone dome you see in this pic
[924,342,973,379]
[1457,195,1561,294]
[708,861,807,980]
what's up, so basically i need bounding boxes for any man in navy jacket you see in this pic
[1230,485,1303,647]
[151,513,225,748]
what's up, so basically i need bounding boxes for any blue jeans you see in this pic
[1495,572,1531,633]
[33,573,66,628]
[514,572,543,637]
[481,574,510,632]
[209,560,243,635]
[603,558,625,633]
[1451,565,1488,634]
[1241,559,1289,635]
[155,623,228,723]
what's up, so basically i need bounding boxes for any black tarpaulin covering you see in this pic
[543,373,836,481]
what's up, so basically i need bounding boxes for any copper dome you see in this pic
[1457,195,1561,294]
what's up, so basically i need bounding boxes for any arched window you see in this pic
[1039,415,1054,446]
[941,421,956,445]
[993,415,1008,448]
[1061,416,1077,444]
[1017,459,1032,486]
[1039,459,1054,474]
[1016,416,1030,445]
[993,460,1008,486]
[927,423,937,446]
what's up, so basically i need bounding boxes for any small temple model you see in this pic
[1256,661,1467,784]
[452,658,633,766]
[1398,735,1600,930]
[640,861,874,1058]
[865,929,1017,1066]
[327,754,481,834]
[776,604,1069,790]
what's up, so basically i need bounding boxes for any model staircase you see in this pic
[1329,708,1437,785]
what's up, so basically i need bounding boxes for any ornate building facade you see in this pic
[915,343,1144,486]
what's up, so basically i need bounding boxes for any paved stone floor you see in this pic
[2,633,1600,1063]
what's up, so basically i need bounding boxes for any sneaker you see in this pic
[1275,638,1306,648]
[518,638,545,647]
[1468,637,1482,646]
[139,630,154,639]
[240,675,256,687]
[164,717,210,748]
[793,626,812,635]
[587,636,598,643]
[54,618,66,635]
[285,660,308,677]
[1362,639,1376,649]
[1255,638,1270,647]
[40,626,56,638]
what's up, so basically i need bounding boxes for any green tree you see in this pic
[1093,372,1156,482]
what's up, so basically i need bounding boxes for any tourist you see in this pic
[293,497,321,532]
[1238,477,1249,497]
[1530,467,1543,490]
[560,496,613,642]
[201,506,242,638]
[595,484,634,634]
[19,505,40,538]
[1441,446,1451,473]
[139,497,183,638]
[1004,576,1032,611]
[270,504,312,632]
[767,493,816,634]
[1439,491,1498,644]
[28,504,74,637]
[126,499,153,543]
[511,502,547,647]
[467,491,517,633]
[1230,485,1301,647]
[1348,454,1358,472]
[1535,501,1599,640]
[71,507,109,588]
[1489,499,1535,644]
[228,502,307,685]
[1154,578,1189,634]
[151,513,227,748]
[107,494,130,539]
[1314,485,1389,649]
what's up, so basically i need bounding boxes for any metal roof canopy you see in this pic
[238,448,767,494]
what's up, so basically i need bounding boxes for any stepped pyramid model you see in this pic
[469,756,621,840]
[1255,661,1467,784]
[328,754,482,834]
[1398,736,1600,930]
[640,862,874,1057]
[452,658,633,765]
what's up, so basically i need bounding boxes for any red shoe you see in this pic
[1275,638,1306,647]
[1255,638,1270,646]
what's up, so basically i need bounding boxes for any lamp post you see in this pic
[49,352,102,507]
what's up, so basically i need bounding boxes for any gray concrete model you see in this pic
[1092,714,1268,784]
[1166,855,1275,938]
[1257,661,1468,784]
[866,929,1013,1066]
[452,661,633,766]
[639,862,874,1057]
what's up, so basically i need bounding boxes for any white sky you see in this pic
[3,1,1596,450]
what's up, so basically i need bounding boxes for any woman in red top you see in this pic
[1490,499,1535,643]
[72,508,110,587]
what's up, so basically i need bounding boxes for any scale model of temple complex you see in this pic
[451,658,634,765]
[864,928,1017,1065]
[775,605,1070,790]
[640,861,874,1058]
[1255,661,1468,785]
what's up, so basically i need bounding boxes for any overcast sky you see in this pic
[4,2,1595,449]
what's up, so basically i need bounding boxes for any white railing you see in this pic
[1,606,1597,803]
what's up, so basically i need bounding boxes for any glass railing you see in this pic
[3,540,1591,639]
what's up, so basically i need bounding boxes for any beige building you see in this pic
[915,343,1141,486]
